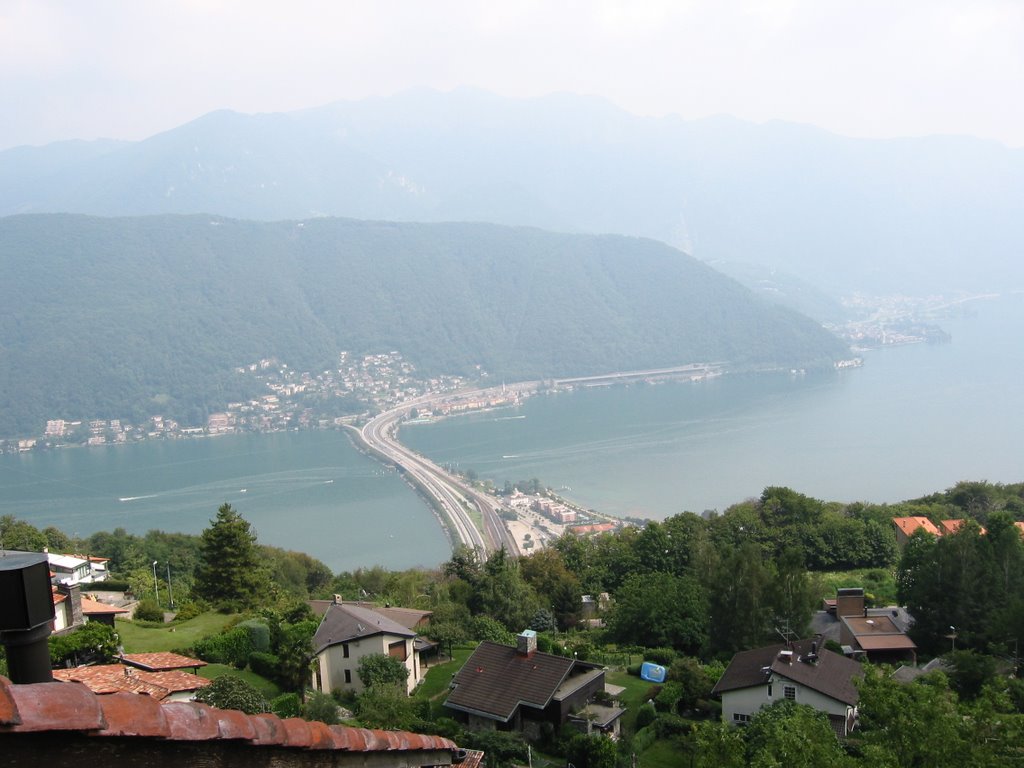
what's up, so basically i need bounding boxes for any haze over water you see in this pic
[404,295,1024,518]
[2,295,1022,567]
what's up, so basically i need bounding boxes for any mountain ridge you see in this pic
[0,213,848,438]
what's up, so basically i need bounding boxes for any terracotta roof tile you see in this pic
[53,663,210,699]
[0,675,459,759]
[1,680,106,733]
[211,707,258,741]
[120,652,206,671]
[96,691,169,737]
[161,701,221,741]
[80,596,129,615]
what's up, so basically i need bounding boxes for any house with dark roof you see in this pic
[311,599,423,695]
[445,631,622,739]
[711,640,863,737]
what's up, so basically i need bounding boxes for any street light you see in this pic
[152,561,159,607]
[166,562,174,610]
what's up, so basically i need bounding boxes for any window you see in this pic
[342,643,349,658]
[767,684,773,697]
[733,713,752,724]
[388,639,408,662]
[784,685,797,701]
[344,669,352,684]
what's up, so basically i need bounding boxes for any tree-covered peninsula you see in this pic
[0,214,848,437]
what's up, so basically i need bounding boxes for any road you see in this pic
[359,390,519,560]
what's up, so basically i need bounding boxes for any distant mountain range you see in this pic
[0,214,848,437]
[2,88,1022,297]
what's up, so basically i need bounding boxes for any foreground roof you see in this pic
[445,641,576,722]
[712,640,863,706]
[1,674,457,763]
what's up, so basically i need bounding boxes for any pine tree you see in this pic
[194,504,269,610]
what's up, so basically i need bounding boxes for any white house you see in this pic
[47,552,109,585]
[311,600,423,695]
[711,640,863,737]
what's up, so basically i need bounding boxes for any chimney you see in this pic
[835,588,865,618]
[57,582,83,628]
[0,552,55,683]
[778,650,794,665]
[517,629,537,657]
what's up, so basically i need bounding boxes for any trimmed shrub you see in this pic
[238,619,271,653]
[173,602,205,622]
[271,692,302,718]
[134,599,164,623]
[303,690,340,725]
[635,703,657,730]
[248,651,281,679]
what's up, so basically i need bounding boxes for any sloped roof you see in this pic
[313,603,415,654]
[309,599,432,630]
[892,516,941,537]
[52,665,211,700]
[841,615,917,652]
[712,640,863,706]
[444,641,576,722]
[80,595,130,615]
[0,674,457,759]
[121,652,206,671]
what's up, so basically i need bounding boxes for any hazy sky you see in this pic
[2,0,1022,150]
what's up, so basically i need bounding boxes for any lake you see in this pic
[2,294,1022,567]
[403,294,1024,518]
[0,430,450,571]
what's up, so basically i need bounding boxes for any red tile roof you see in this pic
[52,664,211,699]
[0,675,458,756]
[892,516,941,537]
[80,595,130,615]
[120,652,205,671]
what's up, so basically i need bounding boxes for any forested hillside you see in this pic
[0,214,848,437]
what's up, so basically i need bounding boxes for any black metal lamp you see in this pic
[0,552,55,683]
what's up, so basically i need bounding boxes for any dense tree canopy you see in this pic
[194,504,270,610]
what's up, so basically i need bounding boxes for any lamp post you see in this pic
[152,560,159,607]
[166,562,174,610]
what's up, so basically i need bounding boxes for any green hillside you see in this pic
[0,214,849,437]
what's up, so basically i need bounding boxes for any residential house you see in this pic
[814,588,917,664]
[311,600,424,695]
[46,552,109,586]
[892,516,941,548]
[711,639,863,737]
[445,631,623,739]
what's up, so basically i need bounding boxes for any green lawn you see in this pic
[199,663,281,700]
[605,668,657,732]
[640,738,689,768]
[114,611,237,653]
[413,643,477,717]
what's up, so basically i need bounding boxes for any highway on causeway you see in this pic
[359,389,521,560]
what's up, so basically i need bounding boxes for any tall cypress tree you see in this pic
[194,503,268,610]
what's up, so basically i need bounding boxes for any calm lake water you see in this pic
[0,430,449,571]
[3,294,1022,567]
[404,294,1024,519]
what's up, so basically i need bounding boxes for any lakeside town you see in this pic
[4,292,982,457]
